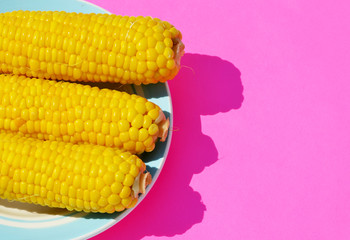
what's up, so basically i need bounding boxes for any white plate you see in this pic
[0,1,173,239]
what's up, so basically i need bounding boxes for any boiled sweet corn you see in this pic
[0,10,184,84]
[0,131,152,213]
[0,74,170,154]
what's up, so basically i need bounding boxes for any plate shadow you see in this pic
[91,53,244,239]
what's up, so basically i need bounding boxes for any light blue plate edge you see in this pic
[0,0,173,239]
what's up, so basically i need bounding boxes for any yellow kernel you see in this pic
[111,182,123,194]
[148,123,159,136]
[34,173,41,185]
[143,115,152,128]
[120,41,128,54]
[119,186,131,199]
[127,42,136,56]
[27,170,35,184]
[148,108,159,120]
[53,180,61,193]
[97,133,105,145]
[79,175,88,190]
[74,119,84,132]
[136,51,147,60]
[87,47,96,61]
[136,38,148,51]
[116,53,124,68]
[145,143,155,152]
[121,197,133,208]
[115,204,125,212]
[89,61,97,73]
[129,165,139,177]
[118,119,130,132]
[129,127,139,141]
[84,120,93,132]
[47,191,55,201]
[126,109,137,123]
[29,59,40,72]
[137,61,147,74]
[62,195,69,206]
[108,52,116,65]
[119,161,130,174]
[102,108,112,122]
[83,189,90,201]
[90,202,99,211]
[129,56,137,72]
[87,177,95,191]
[73,175,82,188]
[18,56,27,66]
[156,55,167,68]
[119,132,130,142]
[28,107,38,120]
[90,189,100,202]
[166,59,176,69]
[98,197,108,207]
[90,108,97,120]
[60,182,68,196]
[96,177,105,190]
[115,171,125,183]
[146,48,158,61]
[27,184,34,195]
[100,172,114,186]
[87,164,99,178]
[124,141,136,151]
[108,194,121,205]
[19,182,26,194]
[123,174,134,187]
[131,114,144,128]
[52,166,61,179]
[129,198,138,209]
[144,136,155,149]
[46,178,54,191]
[93,119,102,132]
[101,122,110,135]
[38,186,46,199]
[163,29,172,38]
[163,47,174,59]
[155,41,165,54]
[88,132,97,144]
[67,122,75,135]
[159,68,170,77]
[147,36,157,48]
[169,27,180,37]
[110,122,120,137]
[76,199,84,209]
[73,69,82,79]
[68,197,76,208]
[101,186,112,198]
[164,38,173,48]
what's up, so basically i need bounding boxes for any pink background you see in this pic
[86,0,350,239]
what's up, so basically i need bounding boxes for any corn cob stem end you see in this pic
[132,171,152,198]
[159,118,170,142]
[174,38,185,67]
[155,110,170,142]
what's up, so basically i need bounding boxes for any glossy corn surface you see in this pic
[0,74,169,154]
[0,131,150,213]
[0,10,184,84]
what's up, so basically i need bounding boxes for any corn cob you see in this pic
[0,131,152,213]
[0,10,184,84]
[0,74,169,154]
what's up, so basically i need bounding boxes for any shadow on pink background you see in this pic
[92,53,243,239]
